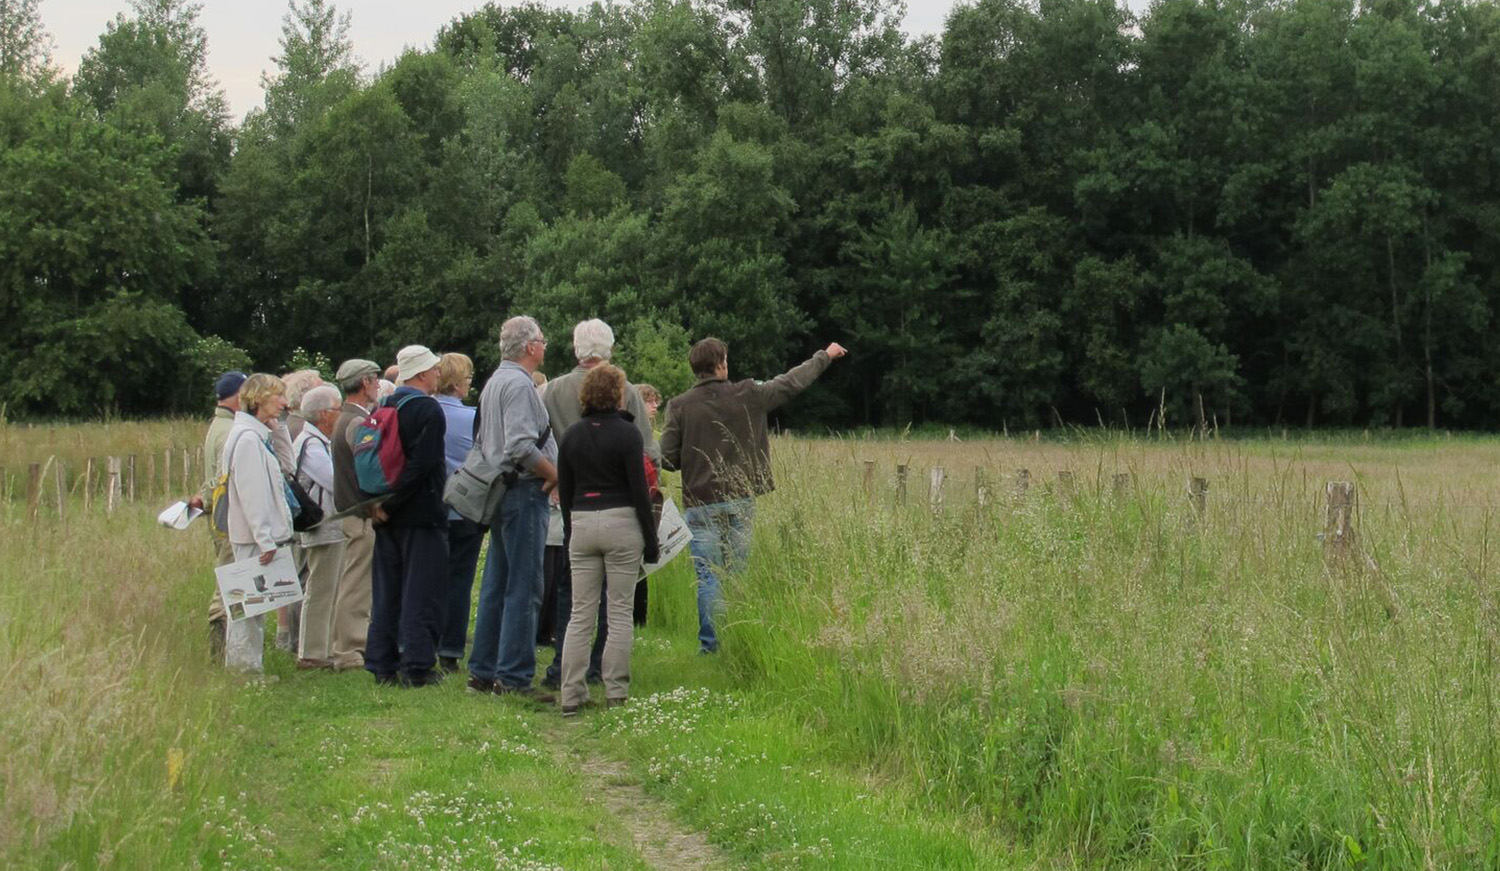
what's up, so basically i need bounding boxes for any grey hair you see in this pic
[572,318,614,362]
[281,369,324,409]
[499,315,542,361]
[300,385,342,416]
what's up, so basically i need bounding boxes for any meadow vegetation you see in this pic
[4,419,1496,869]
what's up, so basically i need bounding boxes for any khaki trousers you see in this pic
[561,508,644,707]
[207,535,233,623]
[330,516,374,668]
[297,539,347,662]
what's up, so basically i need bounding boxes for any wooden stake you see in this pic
[107,458,122,513]
[84,458,95,512]
[1189,477,1208,526]
[896,464,908,505]
[127,455,137,502]
[182,447,191,492]
[976,468,990,508]
[54,460,65,519]
[929,467,946,514]
[26,463,41,522]
[163,449,172,496]
[147,453,157,499]
[1324,481,1356,559]
[863,461,875,500]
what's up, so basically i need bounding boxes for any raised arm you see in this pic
[752,343,848,412]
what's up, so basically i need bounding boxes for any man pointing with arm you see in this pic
[660,339,847,653]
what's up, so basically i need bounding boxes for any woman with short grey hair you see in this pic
[291,384,345,669]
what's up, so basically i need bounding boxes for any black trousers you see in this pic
[367,525,449,678]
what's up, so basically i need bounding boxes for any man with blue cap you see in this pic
[187,370,246,660]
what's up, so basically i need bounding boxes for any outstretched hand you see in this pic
[825,343,848,360]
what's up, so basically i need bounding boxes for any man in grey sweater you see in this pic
[467,315,559,700]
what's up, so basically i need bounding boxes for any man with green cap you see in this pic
[329,358,381,670]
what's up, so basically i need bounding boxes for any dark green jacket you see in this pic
[660,350,831,507]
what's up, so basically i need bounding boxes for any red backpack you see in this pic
[352,394,422,496]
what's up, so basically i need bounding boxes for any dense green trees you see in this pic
[3,0,1499,428]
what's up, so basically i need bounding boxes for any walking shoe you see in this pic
[466,676,496,694]
[561,704,582,718]
[438,656,462,674]
[540,675,560,691]
[373,672,400,687]
[400,669,445,688]
[296,658,333,670]
[493,684,556,705]
[606,698,627,709]
[208,618,226,663]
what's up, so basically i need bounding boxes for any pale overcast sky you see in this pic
[44,0,974,120]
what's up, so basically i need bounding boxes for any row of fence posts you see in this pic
[1,446,207,522]
[862,460,1360,563]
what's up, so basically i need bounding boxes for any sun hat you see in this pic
[395,345,441,383]
[335,358,380,383]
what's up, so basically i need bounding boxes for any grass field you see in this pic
[3,419,1497,869]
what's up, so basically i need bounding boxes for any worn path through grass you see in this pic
[199,612,1026,871]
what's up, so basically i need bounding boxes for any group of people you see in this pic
[190,313,846,713]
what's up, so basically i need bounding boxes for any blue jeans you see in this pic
[467,478,548,688]
[685,498,755,652]
[438,517,486,659]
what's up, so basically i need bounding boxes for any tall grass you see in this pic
[725,434,1500,870]
[0,420,236,869]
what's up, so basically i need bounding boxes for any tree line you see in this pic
[2,0,1499,430]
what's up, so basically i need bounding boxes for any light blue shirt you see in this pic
[436,393,476,522]
[435,394,476,476]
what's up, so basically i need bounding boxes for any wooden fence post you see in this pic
[163,449,172,497]
[84,458,95,512]
[147,453,157,500]
[27,463,41,522]
[1324,481,1356,559]
[976,468,990,508]
[929,467,946,515]
[127,455,137,502]
[896,464,908,505]
[107,458,122,513]
[182,447,191,492]
[54,460,65,519]
[1189,477,1209,523]
[863,461,875,501]
[1015,469,1030,499]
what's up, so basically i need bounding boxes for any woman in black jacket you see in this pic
[557,364,660,715]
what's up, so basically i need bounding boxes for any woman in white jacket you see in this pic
[222,373,295,673]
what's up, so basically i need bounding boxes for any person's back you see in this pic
[545,367,657,464]
[661,337,846,653]
[663,346,838,507]
[377,387,447,528]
